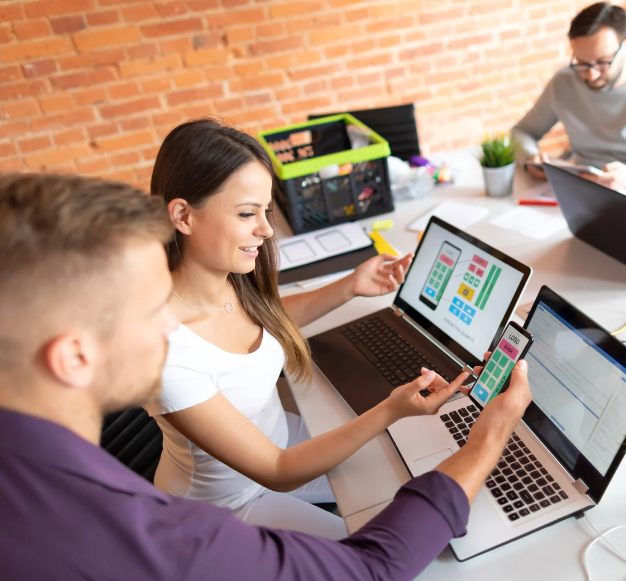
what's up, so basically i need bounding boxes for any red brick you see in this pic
[338,85,384,102]
[155,1,189,17]
[398,42,444,60]
[119,55,181,78]
[100,97,161,119]
[205,65,235,80]
[57,54,92,71]
[3,99,41,119]
[0,24,13,44]
[38,93,75,113]
[166,85,223,106]
[223,0,249,6]
[30,108,96,132]
[208,8,265,29]
[26,145,92,169]
[110,151,142,166]
[214,97,244,113]
[183,48,228,67]
[136,164,155,178]
[244,93,271,107]
[160,37,193,54]
[51,68,117,89]
[141,17,203,38]
[270,0,322,18]
[127,43,158,60]
[142,77,172,93]
[108,82,141,100]
[87,123,118,139]
[420,8,461,24]
[275,86,300,100]
[312,12,342,27]
[230,72,284,92]
[325,44,349,59]
[21,59,57,79]
[289,63,340,81]
[0,65,22,83]
[303,79,327,94]
[257,23,284,38]
[346,7,368,21]
[92,48,126,66]
[76,157,110,174]
[0,141,18,158]
[120,4,157,21]
[73,26,141,51]
[25,0,94,18]
[449,34,493,50]
[357,72,379,85]
[12,19,52,40]
[51,15,85,34]
[0,3,25,22]
[281,97,332,115]
[74,87,108,106]
[95,130,154,153]
[249,37,304,56]
[0,120,28,139]
[173,70,204,88]
[0,37,73,63]
[86,10,120,26]
[366,17,415,33]
[286,17,313,35]
[152,110,182,126]
[192,32,221,49]
[234,61,264,76]
[346,53,391,69]
[54,127,86,146]
[227,107,278,125]
[19,135,52,153]
[0,80,47,101]
[188,0,219,10]
[309,24,363,44]
[120,117,150,132]
[0,158,25,172]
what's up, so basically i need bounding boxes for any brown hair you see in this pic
[151,118,312,382]
[0,173,173,368]
[569,3,626,40]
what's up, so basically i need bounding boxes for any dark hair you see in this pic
[569,2,626,40]
[151,118,312,382]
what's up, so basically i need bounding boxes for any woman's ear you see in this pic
[168,198,192,235]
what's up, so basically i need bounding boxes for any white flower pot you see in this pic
[482,162,515,197]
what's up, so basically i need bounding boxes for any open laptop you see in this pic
[390,286,626,560]
[543,162,626,265]
[309,216,532,416]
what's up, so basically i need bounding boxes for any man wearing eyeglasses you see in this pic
[513,3,626,190]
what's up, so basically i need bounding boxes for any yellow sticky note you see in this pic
[372,219,394,231]
[369,231,399,257]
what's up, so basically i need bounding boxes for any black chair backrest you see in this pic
[101,408,162,483]
[309,103,420,161]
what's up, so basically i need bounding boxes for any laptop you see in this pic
[390,286,626,560]
[309,216,532,416]
[543,162,626,265]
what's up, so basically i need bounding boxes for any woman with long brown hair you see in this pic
[145,118,470,539]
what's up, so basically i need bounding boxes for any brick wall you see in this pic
[0,0,595,190]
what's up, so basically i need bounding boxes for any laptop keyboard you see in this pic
[440,404,569,522]
[341,316,450,394]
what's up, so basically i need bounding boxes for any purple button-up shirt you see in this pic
[0,407,469,581]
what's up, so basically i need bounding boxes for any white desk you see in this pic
[278,150,626,580]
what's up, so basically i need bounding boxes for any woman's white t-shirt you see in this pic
[144,323,288,511]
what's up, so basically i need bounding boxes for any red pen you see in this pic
[518,199,559,207]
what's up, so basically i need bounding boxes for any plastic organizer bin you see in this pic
[257,114,394,234]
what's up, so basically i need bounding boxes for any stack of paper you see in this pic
[407,200,490,232]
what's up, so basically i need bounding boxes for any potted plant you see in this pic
[479,135,519,197]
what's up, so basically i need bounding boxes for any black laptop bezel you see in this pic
[394,216,532,369]
[522,285,626,504]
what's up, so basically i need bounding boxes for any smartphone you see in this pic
[419,241,462,310]
[529,160,604,176]
[469,321,533,408]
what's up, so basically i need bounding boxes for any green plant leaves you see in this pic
[479,135,519,168]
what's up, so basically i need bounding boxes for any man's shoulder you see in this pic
[549,66,578,90]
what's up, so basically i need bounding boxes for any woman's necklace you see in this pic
[171,284,234,314]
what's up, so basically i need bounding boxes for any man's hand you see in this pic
[581,161,626,190]
[525,153,549,180]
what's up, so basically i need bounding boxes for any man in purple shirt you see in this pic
[0,173,531,581]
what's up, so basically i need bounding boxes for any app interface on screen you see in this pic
[526,302,626,476]
[420,242,461,306]
[471,325,530,406]
[399,222,525,360]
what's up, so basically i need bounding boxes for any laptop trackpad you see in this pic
[411,448,453,477]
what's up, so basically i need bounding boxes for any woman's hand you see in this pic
[349,253,413,298]
[384,369,470,422]
[425,351,491,397]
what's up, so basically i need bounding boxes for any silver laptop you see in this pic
[389,286,626,560]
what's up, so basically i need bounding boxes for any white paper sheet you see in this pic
[278,223,372,271]
[406,200,489,232]
[489,207,567,241]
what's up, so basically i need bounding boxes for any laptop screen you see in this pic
[397,219,527,362]
[523,287,626,503]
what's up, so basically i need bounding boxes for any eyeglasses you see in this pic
[570,43,623,73]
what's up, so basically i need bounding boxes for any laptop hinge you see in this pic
[390,306,469,371]
[573,478,589,496]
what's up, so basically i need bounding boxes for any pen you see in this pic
[518,199,559,206]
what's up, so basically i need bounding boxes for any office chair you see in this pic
[309,103,420,161]
[101,408,163,483]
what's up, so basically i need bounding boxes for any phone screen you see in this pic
[470,323,532,407]
[419,241,461,309]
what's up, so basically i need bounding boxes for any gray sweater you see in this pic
[512,66,626,168]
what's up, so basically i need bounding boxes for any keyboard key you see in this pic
[522,476,532,485]
[467,405,477,412]
[444,421,454,429]
[536,478,547,487]
[534,461,543,469]
[461,429,470,437]
[553,483,561,491]
[547,475,554,483]
[459,408,469,417]
[504,455,515,464]
[507,475,519,484]
[502,468,513,476]
[506,491,518,501]
[529,454,537,462]
[512,434,520,442]
[490,468,500,477]
[458,439,466,447]
[457,423,467,430]
[529,470,541,479]
[503,504,514,513]
[540,500,551,508]
[453,433,463,440]
[513,500,524,509]
[497,461,507,470]
[449,426,458,434]
[440,414,450,422]
[533,492,545,501]
[550,495,561,504]
[513,482,524,491]
[520,457,531,465]
[501,483,512,492]
[508,443,519,452]
[491,488,503,498]
[508,513,520,521]
[449,411,462,423]
[522,447,531,454]
[540,468,548,476]
[510,462,521,471]
[516,470,527,478]
[519,508,530,517]
[498,497,508,505]
[513,450,524,458]
[543,485,555,496]
[472,412,480,419]
[559,491,568,500]
[520,490,534,504]
[495,475,506,484]
[528,484,538,493]
[530,504,540,512]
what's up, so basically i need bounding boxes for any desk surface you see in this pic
[279,150,626,581]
